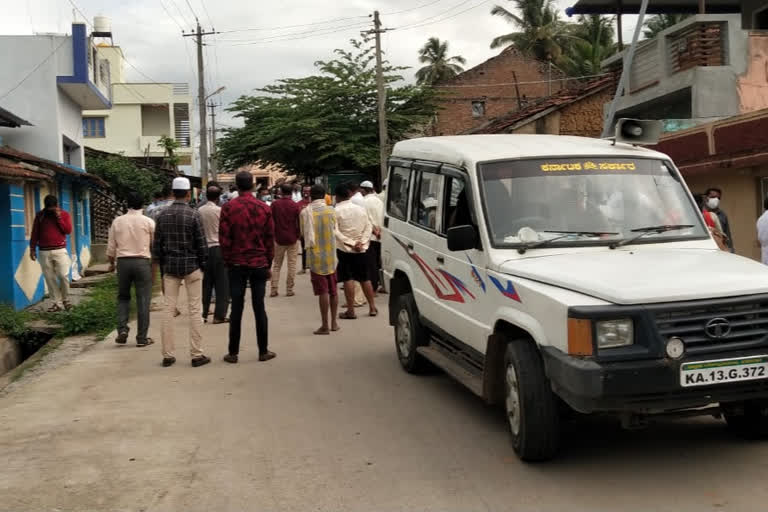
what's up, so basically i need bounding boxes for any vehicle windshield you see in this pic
[478,157,708,248]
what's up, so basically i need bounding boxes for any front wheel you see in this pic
[394,293,430,374]
[504,341,560,461]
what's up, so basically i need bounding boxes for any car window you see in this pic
[387,166,411,220]
[413,172,444,231]
[443,176,472,234]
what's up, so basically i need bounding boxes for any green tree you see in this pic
[415,37,467,85]
[562,15,617,77]
[490,0,569,63]
[218,37,438,178]
[158,135,181,173]
[85,155,167,204]
[643,14,690,39]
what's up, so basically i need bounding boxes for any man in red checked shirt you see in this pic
[219,171,276,364]
[30,195,73,312]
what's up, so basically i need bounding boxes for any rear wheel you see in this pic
[723,400,768,438]
[394,293,430,374]
[504,340,560,461]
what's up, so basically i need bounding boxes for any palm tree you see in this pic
[561,15,617,77]
[643,14,690,39]
[489,0,569,63]
[415,37,467,85]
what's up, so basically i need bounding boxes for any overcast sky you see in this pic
[1,0,638,128]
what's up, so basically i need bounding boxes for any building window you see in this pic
[83,117,105,138]
[24,183,36,238]
[471,101,486,118]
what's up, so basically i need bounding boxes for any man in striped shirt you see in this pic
[300,184,340,335]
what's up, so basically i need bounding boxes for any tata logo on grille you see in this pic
[705,317,732,339]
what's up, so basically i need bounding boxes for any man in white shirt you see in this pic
[199,185,229,323]
[757,197,768,264]
[108,190,156,347]
[360,180,385,293]
[350,182,366,208]
[334,182,377,319]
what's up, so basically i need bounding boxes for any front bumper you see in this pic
[541,346,768,414]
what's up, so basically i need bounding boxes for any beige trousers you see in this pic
[39,248,71,307]
[162,270,204,359]
[271,242,299,293]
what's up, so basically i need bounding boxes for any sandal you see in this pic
[212,317,230,324]
[369,310,378,317]
[47,304,62,313]
[339,311,357,320]
[313,328,330,335]
[137,338,155,347]
[270,291,278,298]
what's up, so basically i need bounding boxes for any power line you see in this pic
[384,0,446,16]
[0,39,69,102]
[184,0,200,21]
[218,15,369,34]
[435,72,612,87]
[65,0,92,27]
[221,21,370,45]
[158,0,185,31]
[169,0,195,28]
[396,0,489,31]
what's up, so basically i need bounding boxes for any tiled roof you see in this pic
[0,146,108,187]
[466,75,614,134]
[0,157,51,180]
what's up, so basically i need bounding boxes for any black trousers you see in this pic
[202,246,229,320]
[300,237,307,270]
[116,258,152,343]
[228,266,269,356]
[368,241,382,291]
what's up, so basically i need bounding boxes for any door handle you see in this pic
[407,242,414,250]
[436,256,445,264]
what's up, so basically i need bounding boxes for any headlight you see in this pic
[596,319,633,348]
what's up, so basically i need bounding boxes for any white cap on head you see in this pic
[172,177,191,191]
[360,180,374,189]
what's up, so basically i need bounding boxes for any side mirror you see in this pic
[447,225,478,252]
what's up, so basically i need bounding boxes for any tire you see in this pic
[394,293,430,374]
[723,400,768,439]
[504,340,560,461]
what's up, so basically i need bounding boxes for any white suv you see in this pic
[381,133,768,461]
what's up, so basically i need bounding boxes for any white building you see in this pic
[0,21,112,167]
[83,44,194,169]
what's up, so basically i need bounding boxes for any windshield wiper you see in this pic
[518,230,619,254]
[609,224,694,249]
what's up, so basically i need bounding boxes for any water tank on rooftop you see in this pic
[93,16,112,37]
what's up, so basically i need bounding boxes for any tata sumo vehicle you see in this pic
[381,124,768,461]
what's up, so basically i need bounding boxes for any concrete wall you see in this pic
[0,35,71,163]
[58,89,85,167]
[434,48,563,135]
[97,46,125,83]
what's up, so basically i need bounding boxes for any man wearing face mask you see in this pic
[705,188,734,252]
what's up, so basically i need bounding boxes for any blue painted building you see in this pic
[0,146,106,310]
[0,21,112,310]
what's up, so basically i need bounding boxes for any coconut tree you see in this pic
[643,14,690,39]
[489,0,569,63]
[561,15,617,77]
[415,37,467,85]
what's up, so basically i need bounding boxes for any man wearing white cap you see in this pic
[360,180,384,293]
[152,176,210,368]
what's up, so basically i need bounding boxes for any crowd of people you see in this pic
[98,171,385,368]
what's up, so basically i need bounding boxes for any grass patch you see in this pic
[52,274,119,339]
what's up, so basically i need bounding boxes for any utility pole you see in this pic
[208,101,218,179]
[183,22,218,187]
[371,11,388,185]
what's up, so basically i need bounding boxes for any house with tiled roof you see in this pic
[432,47,566,136]
[466,75,614,137]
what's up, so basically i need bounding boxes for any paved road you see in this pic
[1,275,767,511]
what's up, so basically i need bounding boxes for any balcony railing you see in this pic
[667,22,726,73]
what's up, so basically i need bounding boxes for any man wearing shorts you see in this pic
[300,185,340,335]
[333,182,377,319]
